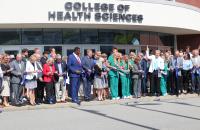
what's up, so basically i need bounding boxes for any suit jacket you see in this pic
[191,56,200,74]
[36,61,43,79]
[191,56,200,67]
[54,61,67,82]
[131,63,143,79]
[140,58,148,78]
[81,56,95,77]
[43,63,56,83]
[146,50,164,73]
[67,53,83,78]
[10,60,25,84]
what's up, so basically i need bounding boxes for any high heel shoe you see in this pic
[3,103,10,107]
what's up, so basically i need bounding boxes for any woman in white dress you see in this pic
[25,55,39,106]
[1,54,12,107]
[93,51,105,101]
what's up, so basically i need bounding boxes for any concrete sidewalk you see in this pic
[3,94,200,112]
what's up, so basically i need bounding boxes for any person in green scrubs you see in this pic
[119,55,131,99]
[108,47,120,100]
[160,54,168,96]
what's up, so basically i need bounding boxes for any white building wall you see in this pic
[0,0,200,34]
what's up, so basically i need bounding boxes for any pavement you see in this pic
[0,94,200,130]
[2,93,199,112]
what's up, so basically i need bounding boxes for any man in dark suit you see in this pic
[139,53,148,96]
[34,53,44,105]
[10,54,26,106]
[67,47,83,105]
[54,54,67,102]
[81,49,95,101]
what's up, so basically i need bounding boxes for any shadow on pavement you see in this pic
[72,107,159,130]
[158,100,200,108]
[122,103,200,121]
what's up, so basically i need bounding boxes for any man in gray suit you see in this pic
[191,49,200,95]
[81,49,95,101]
[172,51,183,96]
[10,54,26,106]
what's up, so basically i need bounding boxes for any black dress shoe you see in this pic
[84,98,90,102]
[14,102,22,107]
[77,101,81,105]
[72,100,81,105]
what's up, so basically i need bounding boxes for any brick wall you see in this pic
[176,0,200,8]
[177,34,200,50]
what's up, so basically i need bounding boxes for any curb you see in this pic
[2,94,200,112]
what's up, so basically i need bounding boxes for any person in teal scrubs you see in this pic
[119,55,131,98]
[160,54,168,96]
[108,47,120,100]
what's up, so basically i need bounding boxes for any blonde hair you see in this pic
[46,58,54,64]
[29,55,37,62]
[2,53,9,64]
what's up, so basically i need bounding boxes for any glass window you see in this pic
[44,46,62,55]
[158,33,174,46]
[99,30,127,44]
[4,50,19,56]
[22,29,43,44]
[149,32,158,46]
[81,29,98,44]
[127,31,140,45]
[140,31,149,45]
[99,30,113,44]
[43,29,62,44]
[63,29,80,44]
[118,49,126,55]
[113,30,127,44]
[0,29,20,45]
[100,46,113,56]
[84,49,95,56]
[66,49,74,56]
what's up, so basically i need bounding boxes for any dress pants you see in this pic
[191,73,200,94]
[167,71,175,94]
[141,77,147,95]
[175,76,183,95]
[35,80,44,103]
[182,70,191,92]
[70,77,81,102]
[55,77,66,101]
[82,76,92,100]
[109,76,119,98]
[150,70,161,96]
[45,82,56,103]
[133,78,141,98]
[10,83,23,105]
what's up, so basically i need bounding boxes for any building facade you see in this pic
[0,0,200,56]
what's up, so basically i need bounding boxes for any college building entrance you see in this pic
[0,28,174,56]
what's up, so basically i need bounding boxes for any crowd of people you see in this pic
[0,45,200,110]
